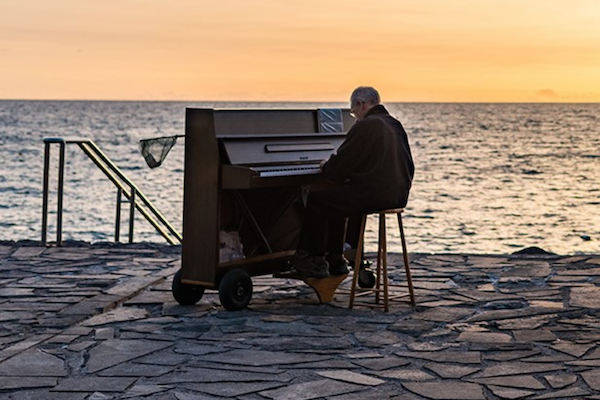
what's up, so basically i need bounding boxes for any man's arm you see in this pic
[321,121,374,181]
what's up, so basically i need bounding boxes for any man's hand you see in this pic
[319,158,328,170]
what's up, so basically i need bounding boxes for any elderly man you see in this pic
[291,86,415,278]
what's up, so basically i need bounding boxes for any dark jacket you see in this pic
[321,104,414,210]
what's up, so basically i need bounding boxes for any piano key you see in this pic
[258,166,321,177]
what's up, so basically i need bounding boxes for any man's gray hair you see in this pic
[350,86,381,106]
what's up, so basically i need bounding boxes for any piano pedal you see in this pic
[274,270,348,303]
[304,274,348,303]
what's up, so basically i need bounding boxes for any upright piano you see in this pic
[174,107,354,309]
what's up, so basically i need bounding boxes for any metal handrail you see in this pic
[41,137,182,246]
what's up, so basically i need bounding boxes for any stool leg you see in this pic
[398,213,415,306]
[349,215,367,309]
[375,213,383,304]
[381,213,389,311]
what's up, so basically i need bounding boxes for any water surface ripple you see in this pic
[1,101,599,254]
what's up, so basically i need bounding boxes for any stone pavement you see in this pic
[1,241,600,399]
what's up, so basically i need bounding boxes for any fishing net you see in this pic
[139,135,182,168]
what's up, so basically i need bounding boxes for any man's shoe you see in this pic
[290,250,330,279]
[327,253,349,275]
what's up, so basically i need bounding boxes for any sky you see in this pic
[1,0,600,102]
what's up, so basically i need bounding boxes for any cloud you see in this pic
[537,89,559,99]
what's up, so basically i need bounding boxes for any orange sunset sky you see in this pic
[1,0,600,102]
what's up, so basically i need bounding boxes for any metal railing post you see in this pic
[128,186,136,243]
[41,141,51,246]
[115,187,122,242]
[56,141,66,246]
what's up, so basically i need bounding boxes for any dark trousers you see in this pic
[298,184,365,257]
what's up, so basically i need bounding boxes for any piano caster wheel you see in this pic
[358,269,376,289]
[219,269,253,311]
[172,269,205,305]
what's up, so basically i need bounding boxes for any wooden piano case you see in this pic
[172,108,353,310]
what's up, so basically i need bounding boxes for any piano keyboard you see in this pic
[256,165,321,178]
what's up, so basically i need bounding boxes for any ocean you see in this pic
[1,100,599,255]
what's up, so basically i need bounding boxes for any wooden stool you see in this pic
[349,208,415,311]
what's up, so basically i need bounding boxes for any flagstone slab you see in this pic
[557,266,600,276]
[512,329,556,342]
[52,377,137,392]
[11,247,45,258]
[3,301,69,312]
[198,349,330,366]
[582,370,600,391]
[377,368,436,381]
[134,350,190,366]
[121,384,173,399]
[457,331,512,343]
[173,343,229,356]
[317,370,385,386]
[414,307,475,322]
[183,381,287,397]
[353,330,403,346]
[188,361,285,374]
[94,327,115,340]
[170,391,223,400]
[0,376,58,389]
[6,390,88,400]
[487,385,535,399]
[467,308,561,323]
[105,276,159,296]
[67,341,96,352]
[395,351,481,364]
[570,287,600,308]
[544,374,577,389]
[528,300,564,308]
[494,314,556,330]
[0,349,67,376]
[0,288,35,297]
[0,311,38,322]
[246,335,353,351]
[566,358,600,367]
[389,319,436,335]
[424,363,480,378]
[86,339,173,373]
[97,362,176,377]
[467,375,545,389]
[156,367,291,384]
[530,386,591,399]
[259,378,363,400]
[44,251,94,261]
[520,354,574,363]
[581,347,600,359]
[519,289,562,298]
[350,356,410,370]
[485,350,540,362]
[81,307,148,326]
[124,290,174,305]
[403,381,485,400]
[473,362,563,378]
[58,299,113,316]
[286,360,359,370]
[327,389,398,400]
[501,263,551,278]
